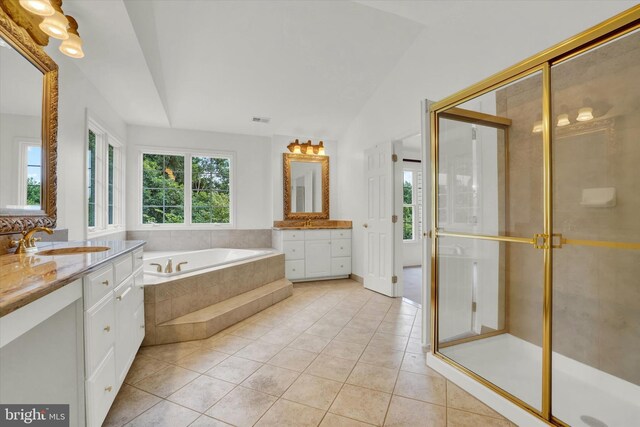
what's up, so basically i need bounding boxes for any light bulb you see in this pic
[532,121,543,134]
[318,146,325,155]
[19,0,55,16]
[556,114,570,127]
[39,11,69,40]
[576,107,593,122]
[59,32,84,58]
[293,145,301,154]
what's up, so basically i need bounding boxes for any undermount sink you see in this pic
[38,246,110,256]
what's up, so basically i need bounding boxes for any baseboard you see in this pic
[349,273,364,283]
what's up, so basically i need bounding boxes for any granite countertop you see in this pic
[0,240,145,317]
[272,220,352,230]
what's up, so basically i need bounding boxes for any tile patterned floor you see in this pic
[104,279,517,427]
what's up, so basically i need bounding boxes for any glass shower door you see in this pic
[435,70,546,413]
[550,28,640,427]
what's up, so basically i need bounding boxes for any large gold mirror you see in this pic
[283,153,329,220]
[0,7,58,233]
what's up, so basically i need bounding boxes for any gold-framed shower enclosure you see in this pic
[429,5,640,426]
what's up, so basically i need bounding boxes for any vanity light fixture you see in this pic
[59,16,84,58]
[19,0,55,16]
[532,121,543,134]
[557,113,570,127]
[39,9,69,40]
[286,139,326,155]
[576,107,594,122]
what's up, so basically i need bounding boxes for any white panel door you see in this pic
[305,240,331,278]
[363,143,398,296]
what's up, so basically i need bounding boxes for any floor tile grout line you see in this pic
[115,282,429,427]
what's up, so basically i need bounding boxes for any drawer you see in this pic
[132,248,144,269]
[331,257,351,276]
[114,254,133,285]
[283,241,305,260]
[285,260,305,280]
[331,239,351,257]
[305,229,331,240]
[86,349,117,427]
[282,230,305,241]
[331,229,352,239]
[86,294,115,375]
[84,265,114,309]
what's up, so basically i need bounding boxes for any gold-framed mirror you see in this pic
[283,153,329,220]
[0,6,58,233]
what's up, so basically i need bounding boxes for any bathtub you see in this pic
[141,248,287,346]
[144,248,271,278]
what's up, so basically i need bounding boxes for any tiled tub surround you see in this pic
[127,229,272,252]
[104,280,518,427]
[143,252,290,346]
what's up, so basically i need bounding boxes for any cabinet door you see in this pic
[305,240,332,278]
[114,278,135,383]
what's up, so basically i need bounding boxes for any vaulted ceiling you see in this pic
[57,0,425,138]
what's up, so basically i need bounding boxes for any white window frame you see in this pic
[17,138,41,208]
[86,115,125,238]
[136,146,236,229]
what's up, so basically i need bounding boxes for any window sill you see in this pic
[132,223,235,231]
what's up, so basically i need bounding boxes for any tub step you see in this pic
[154,278,292,345]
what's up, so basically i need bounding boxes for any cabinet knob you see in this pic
[292,268,296,271]
[104,325,111,332]
[141,324,145,329]
[363,224,368,228]
[340,265,344,268]
[105,386,113,392]
[340,247,343,250]
[292,249,296,252]
[102,280,109,286]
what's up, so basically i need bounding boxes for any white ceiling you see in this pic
[60,0,426,138]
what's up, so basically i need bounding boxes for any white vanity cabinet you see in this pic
[84,248,144,427]
[273,229,351,281]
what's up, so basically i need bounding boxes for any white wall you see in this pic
[47,51,127,240]
[271,135,338,221]
[0,113,40,208]
[126,125,272,229]
[335,1,636,278]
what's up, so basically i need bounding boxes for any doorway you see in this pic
[400,133,423,307]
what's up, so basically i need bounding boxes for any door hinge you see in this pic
[471,302,477,312]
[391,154,398,162]
[391,275,398,284]
[391,215,398,223]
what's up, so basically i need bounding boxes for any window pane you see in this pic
[192,156,230,223]
[108,145,114,225]
[403,206,413,240]
[87,130,96,227]
[403,171,413,204]
[141,153,185,224]
[25,145,42,206]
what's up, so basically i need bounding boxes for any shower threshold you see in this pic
[435,334,639,427]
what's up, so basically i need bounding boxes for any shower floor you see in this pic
[440,334,640,427]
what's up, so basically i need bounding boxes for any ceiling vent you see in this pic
[252,116,271,124]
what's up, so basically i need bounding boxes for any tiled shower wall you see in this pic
[126,229,272,252]
[499,31,640,385]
